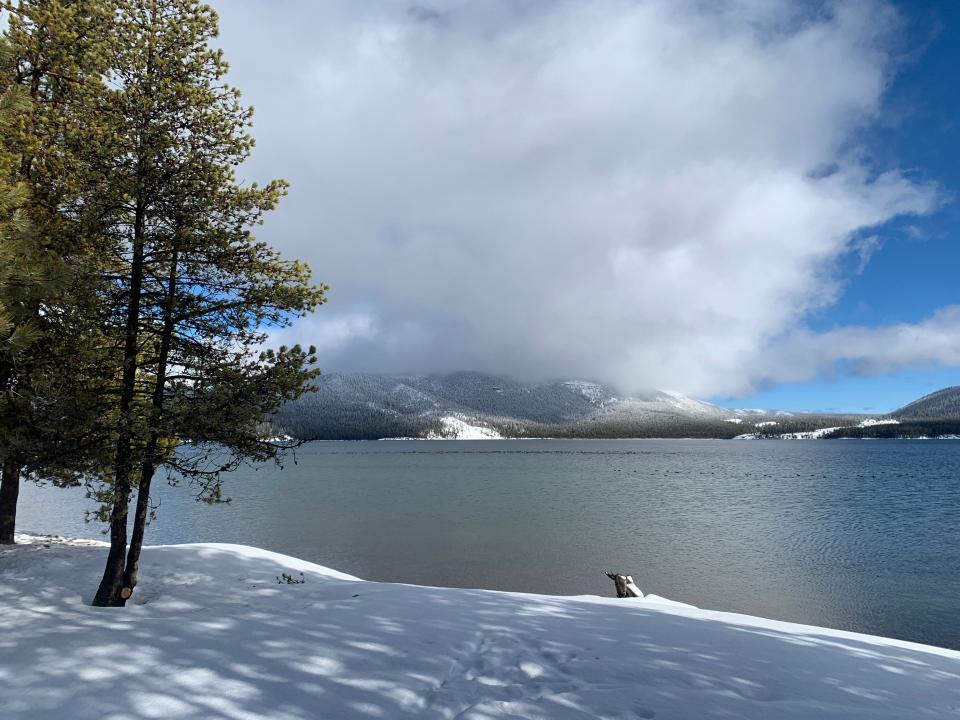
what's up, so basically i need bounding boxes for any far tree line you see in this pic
[0,0,326,606]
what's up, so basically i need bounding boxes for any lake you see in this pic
[16,439,960,649]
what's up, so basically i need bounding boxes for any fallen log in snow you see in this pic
[605,572,643,598]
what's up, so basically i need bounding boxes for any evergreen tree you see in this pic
[87,0,325,606]
[0,34,33,542]
[0,0,114,544]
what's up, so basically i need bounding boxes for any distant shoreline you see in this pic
[297,435,960,442]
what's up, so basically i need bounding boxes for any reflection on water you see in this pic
[16,439,960,649]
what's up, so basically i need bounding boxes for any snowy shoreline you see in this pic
[3,535,960,719]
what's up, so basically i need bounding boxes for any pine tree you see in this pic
[88,0,326,606]
[0,1,114,544]
[0,34,33,542]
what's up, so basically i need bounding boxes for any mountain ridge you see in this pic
[271,371,959,440]
[894,386,960,420]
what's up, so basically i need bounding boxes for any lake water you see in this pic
[16,439,960,649]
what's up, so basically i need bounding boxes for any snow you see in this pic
[658,390,721,415]
[733,417,910,440]
[426,415,502,439]
[776,418,899,439]
[600,392,730,422]
[3,536,960,720]
[562,380,609,403]
[778,427,845,439]
[756,421,779,427]
[724,418,743,424]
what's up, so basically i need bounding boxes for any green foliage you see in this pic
[54,0,329,604]
[0,4,115,483]
[0,1,326,601]
[0,39,34,361]
[80,0,326,506]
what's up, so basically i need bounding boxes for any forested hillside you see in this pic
[272,372,886,440]
[895,387,960,420]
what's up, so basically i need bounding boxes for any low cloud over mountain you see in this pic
[219,1,946,396]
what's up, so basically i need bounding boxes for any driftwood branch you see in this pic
[605,572,643,598]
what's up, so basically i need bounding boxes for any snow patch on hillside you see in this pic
[561,380,609,403]
[779,426,845,439]
[427,415,502,439]
[859,418,900,427]
[601,391,729,420]
[659,390,721,415]
[778,418,899,439]
[2,536,959,720]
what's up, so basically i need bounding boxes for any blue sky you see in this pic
[716,0,960,413]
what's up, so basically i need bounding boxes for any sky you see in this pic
[213,0,959,413]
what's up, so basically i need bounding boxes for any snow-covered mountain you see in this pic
[273,371,960,440]
[273,372,800,440]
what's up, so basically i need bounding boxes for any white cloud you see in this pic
[757,306,960,386]
[288,312,379,352]
[217,0,940,395]
[852,235,883,274]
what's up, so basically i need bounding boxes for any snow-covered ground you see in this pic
[777,426,846,440]
[737,418,903,440]
[656,390,724,416]
[2,536,960,719]
[427,415,503,439]
[777,418,900,439]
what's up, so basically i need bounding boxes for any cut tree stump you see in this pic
[605,572,644,598]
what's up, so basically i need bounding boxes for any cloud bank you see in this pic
[216,0,944,396]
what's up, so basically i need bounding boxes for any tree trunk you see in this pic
[122,242,179,598]
[122,463,154,596]
[0,460,21,544]
[92,488,131,605]
[92,196,147,607]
